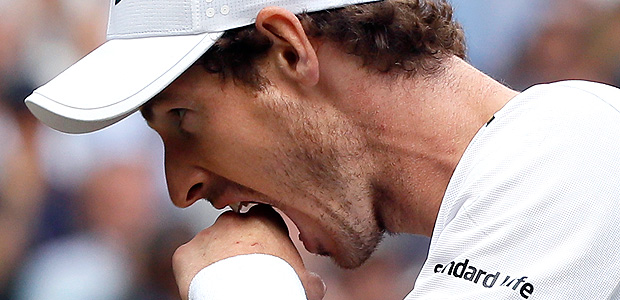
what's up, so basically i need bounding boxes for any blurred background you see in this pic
[0,0,619,299]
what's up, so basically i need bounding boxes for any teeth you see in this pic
[228,202,241,213]
[228,202,255,213]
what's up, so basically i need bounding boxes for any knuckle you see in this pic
[195,228,211,239]
[215,210,244,225]
[172,243,189,260]
[217,210,240,220]
[172,244,188,270]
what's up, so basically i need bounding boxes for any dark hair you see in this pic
[199,0,466,88]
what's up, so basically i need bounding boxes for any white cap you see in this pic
[25,0,380,134]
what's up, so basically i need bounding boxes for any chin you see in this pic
[330,232,384,270]
[331,249,374,269]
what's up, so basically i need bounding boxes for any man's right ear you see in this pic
[255,6,320,87]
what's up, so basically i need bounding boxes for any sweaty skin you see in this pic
[142,6,518,299]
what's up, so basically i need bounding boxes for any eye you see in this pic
[170,108,188,130]
[173,108,186,120]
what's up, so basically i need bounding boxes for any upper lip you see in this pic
[208,184,269,210]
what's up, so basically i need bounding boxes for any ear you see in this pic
[255,7,319,86]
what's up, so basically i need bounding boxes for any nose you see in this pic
[166,166,214,208]
[164,150,221,208]
[185,182,205,206]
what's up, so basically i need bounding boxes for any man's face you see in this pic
[142,65,383,268]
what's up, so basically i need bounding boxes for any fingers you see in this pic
[172,242,197,300]
[244,205,325,299]
[172,204,322,300]
[303,271,327,300]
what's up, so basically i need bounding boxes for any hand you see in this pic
[172,204,325,300]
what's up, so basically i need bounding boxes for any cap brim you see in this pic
[25,32,223,134]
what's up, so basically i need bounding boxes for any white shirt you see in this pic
[408,80,620,299]
[189,81,620,299]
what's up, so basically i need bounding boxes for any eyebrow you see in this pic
[139,92,170,123]
[139,103,154,123]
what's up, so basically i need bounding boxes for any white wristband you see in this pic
[188,254,307,300]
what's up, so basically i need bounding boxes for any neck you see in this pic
[340,57,518,236]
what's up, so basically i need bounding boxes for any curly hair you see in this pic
[199,0,466,88]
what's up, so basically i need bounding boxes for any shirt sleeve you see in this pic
[188,254,308,300]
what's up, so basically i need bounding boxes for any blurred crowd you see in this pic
[0,0,619,299]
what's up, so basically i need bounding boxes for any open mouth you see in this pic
[204,182,332,257]
[223,200,326,255]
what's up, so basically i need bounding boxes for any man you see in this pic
[25,0,620,299]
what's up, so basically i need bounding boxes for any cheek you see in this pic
[188,118,276,191]
[163,134,207,172]
[196,104,295,187]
